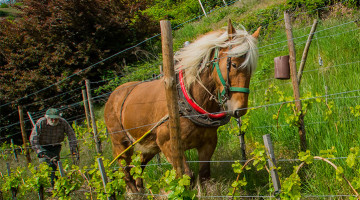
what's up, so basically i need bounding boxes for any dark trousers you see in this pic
[39,145,61,187]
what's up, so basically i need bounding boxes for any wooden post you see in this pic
[160,20,184,177]
[38,185,44,200]
[10,139,18,162]
[33,167,44,200]
[6,162,11,176]
[85,80,102,154]
[81,88,91,130]
[263,134,281,198]
[236,118,247,162]
[18,105,31,164]
[57,161,65,177]
[27,112,35,127]
[284,11,307,151]
[297,19,318,85]
[97,158,115,200]
[197,0,207,17]
[6,163,17,200]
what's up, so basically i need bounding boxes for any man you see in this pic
[30,108,79,186]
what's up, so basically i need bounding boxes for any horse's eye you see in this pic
[231,63,237,68]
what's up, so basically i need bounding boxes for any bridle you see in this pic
[211,47,250,104]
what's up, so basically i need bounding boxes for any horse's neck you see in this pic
[189,69,221,113]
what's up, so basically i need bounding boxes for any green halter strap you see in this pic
[212,48,250,103]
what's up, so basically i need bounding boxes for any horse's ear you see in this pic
[252,26,262,39]
[227,19,236,40]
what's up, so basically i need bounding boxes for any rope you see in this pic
[109,115,169,166]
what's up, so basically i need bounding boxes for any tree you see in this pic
[0,0,158,141]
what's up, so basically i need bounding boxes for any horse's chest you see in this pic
[181,126,218,149]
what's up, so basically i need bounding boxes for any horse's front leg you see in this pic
[156,125,193,179]
[197,130,218,182]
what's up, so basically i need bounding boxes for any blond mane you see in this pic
[175,27,258,87]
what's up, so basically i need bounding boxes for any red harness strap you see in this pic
[179,69,227,119]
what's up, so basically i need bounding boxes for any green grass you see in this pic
[0,7,21,18]
[1,0,360,198]
[233,11,360,197]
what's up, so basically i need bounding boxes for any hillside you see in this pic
[99,0,360,197]
[0,0,360,198]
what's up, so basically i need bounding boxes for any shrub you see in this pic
[0,3,9,8]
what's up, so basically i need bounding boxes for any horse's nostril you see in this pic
[234,110,241,118]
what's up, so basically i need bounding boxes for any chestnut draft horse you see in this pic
[104,20,260,192]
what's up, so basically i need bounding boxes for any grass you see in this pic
[0,7,21,18]
[237,8,360,196]
[1,0,360,199]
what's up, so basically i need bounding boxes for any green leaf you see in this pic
[335,167,344,182]
[346,147,359,168]
[298,150,314,164]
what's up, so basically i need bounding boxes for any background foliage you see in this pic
[0,0,158,140]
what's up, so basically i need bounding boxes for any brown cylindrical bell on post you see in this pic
[274,55,290,79]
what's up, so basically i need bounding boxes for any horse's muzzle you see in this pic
[231,109,247,118]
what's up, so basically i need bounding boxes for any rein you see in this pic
[212,48,250,104]
[109,115,169,166]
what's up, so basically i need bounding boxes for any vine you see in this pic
[1,166,24,199]
[52,162,84,200]
[23,163,52,196]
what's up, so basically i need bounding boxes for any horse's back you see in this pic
[104,79,167,137]
[120,79,167,138]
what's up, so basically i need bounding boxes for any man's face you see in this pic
[47,117,59,126]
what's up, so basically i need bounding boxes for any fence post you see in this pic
[81,88,92,130]
[297,19,318,85]
[18,105,31,164]
[33,166,44,200]
[85,80,102,154]
[97,158,115,200]
[38,185,44,200]
[10,139,18,162]
[197,0,207,17]
[236,118,247,162]
[263,134,281,198]
[57,161,66,177]
[6,163,17,200]
[160,20,184,177]
[27,112,35,127]
[284,11,307,151]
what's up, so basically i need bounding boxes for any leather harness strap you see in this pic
[212,48,250,104]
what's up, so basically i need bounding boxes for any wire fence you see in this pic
[1,18,358,133]
[1,1,359,198]
[1,84,360,151]
[0,0,355,110]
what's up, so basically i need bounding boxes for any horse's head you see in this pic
[175,20,260,119]
[213,20,260,118]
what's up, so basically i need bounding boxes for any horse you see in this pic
[104,20,260,193]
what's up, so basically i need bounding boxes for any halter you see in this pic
[212,47,250,104]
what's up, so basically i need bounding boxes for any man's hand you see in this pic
[70,146,80,164]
